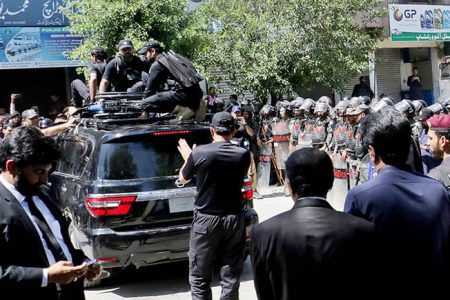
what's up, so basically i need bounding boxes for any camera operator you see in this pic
[231,107,255,149]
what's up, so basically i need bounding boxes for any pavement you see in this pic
[86,186,294,300]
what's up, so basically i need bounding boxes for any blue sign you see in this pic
[0,27,84,69]
[0,0,69,27]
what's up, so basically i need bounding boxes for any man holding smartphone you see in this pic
[0,126,102,300]
[407,67,424,100]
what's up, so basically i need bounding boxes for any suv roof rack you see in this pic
[78,114,180,130]
[94,91,145,100]
[75,92,203,129]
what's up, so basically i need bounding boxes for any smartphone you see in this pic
[85,259,97,267]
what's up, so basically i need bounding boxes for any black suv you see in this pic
[50,113,258,286]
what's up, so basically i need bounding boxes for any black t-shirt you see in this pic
[102,55,146,91]
[88,61,106,87]
[182,141,251,214]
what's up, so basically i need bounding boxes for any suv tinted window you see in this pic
[58,136,93,176]
[98,131,211,180]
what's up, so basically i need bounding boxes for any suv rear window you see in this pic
[98,131,211,180]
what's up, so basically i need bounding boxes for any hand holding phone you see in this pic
[84,259,97,267]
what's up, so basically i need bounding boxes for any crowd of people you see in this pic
[202,92,450,200]
[1,36,450,299]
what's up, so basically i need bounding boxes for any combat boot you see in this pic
[169,105,195,124]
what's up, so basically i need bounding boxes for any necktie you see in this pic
[25,196,67,262]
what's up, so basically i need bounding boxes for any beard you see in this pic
[14,171,42,197]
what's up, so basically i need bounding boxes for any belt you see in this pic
[273,134,290,142]
[259,155,271,162]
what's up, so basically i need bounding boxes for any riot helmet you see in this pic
[411,100,427,113]
[317,96,332,106]
[395,99,415,117]
[334,100,349,117]
[291,97,304,109]
[359,96,371,106]
[441,98,450,111]
[299,98,315,113]
[371,97,395,113]
[260,104,277,118]
[428,102,448,115]
[314,102,329,114]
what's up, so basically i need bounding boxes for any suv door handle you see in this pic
[61,184,67,192]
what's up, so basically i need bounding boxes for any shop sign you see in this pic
[0,27,84,69]
[0,0,69,27]
[389,4,450,42]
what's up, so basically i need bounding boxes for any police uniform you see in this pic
[181,112,251,300]
[311,116,332,149]
[141,46,203,114]
[257,120,273,193]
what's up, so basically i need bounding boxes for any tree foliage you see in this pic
[190,0,385,100]
[63,0,385,101]
[63,0,194,60]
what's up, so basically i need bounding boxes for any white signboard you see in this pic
[389,4,450,41]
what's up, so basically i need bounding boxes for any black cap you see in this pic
[211,112,236,133]
[138,44,149,55]
[22,109,39,120]
[117,39,133,50]
[138,39,163,55]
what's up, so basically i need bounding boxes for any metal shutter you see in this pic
[375,48,402,101]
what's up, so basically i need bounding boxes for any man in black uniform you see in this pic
[99,40,147,92]
[178,111,251,300]
[70,47,108,107]
[139,40,204,118]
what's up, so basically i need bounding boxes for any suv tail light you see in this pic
[85,195,137,216]
[242,178,253,201]
[151,130,192,136]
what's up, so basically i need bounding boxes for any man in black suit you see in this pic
[250,147,379,300]
[345,108,450,299]
[0,126,101,299]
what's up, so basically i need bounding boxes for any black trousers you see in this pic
[141,85,203,113]
[70,79,90,107]
[189,210,245,300]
